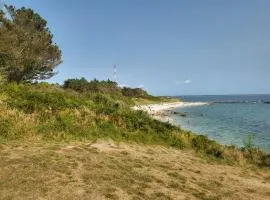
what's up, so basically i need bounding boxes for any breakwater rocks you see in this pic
[165,110,188,117]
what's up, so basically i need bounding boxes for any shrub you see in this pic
[243,133,255,149]
[4,84,92,113]
[63,77,89,92]
[192,135,224,158]
[121,87,149,98]
[0,118,12,138]
[0,108,36,140]
[63,78,121,94]
[0,74,7,85]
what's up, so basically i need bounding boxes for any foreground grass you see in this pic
[0,140,269,200]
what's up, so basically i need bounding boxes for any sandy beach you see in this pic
[133,101,209,123]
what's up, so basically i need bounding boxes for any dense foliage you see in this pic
[63,78,121,94]
[121,87,149,98]
[0,5,62,83]
[63,77,159,101]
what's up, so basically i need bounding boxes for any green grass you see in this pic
[0,82,269,167]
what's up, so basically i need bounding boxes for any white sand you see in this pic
[133,102,208,114]
[133,101,209,124]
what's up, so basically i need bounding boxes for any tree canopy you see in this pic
[0,5,62,83]
[63,77,151,98]
[121,87,149,98]
[63,78,121,94]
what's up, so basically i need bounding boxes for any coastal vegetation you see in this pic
[0,79,269,168]
[0,5,62,83]
[0,80,269,199]
[0,3,269,200]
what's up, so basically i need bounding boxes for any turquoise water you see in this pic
[172,95,270,151]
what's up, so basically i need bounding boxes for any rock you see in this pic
[171,111,187,117]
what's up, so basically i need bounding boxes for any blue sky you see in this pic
[5,0,270,95]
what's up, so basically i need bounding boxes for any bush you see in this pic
[243,134,255,149]
[4,83,92,113]
[0,118,12,138]
[63,77,89,92]
[63,78,121,94]
[0,108,36,140]
[121,87,149,98]
[192,135,224,158]
[0,74,7,85]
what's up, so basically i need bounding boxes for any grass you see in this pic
[0,140,269,199]
[0,82,269,168]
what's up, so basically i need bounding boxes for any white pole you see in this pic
[113,64,117,82]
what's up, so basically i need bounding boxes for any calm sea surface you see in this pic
[172,95,270,151]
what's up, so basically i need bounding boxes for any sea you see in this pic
[171,94,270,151]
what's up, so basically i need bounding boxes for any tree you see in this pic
[0,5,62,83]
[63,78,89,92]
[121,87,149,98]
[63,77,121,94]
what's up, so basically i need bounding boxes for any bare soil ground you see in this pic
[0,140,269,200]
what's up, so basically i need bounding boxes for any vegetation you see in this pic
[0,3,269,199]
[0,5,62,83]
[0,81,178,144]
[0,81,269,167]
[121,87,149,98]
[243,133,255,149]
[62,78,163,100]
[0,3,269,169]
[63,78,121,94]
[1,140,269,200]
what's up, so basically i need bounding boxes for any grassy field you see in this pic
[1,140,269,200]
[0,82,269,199]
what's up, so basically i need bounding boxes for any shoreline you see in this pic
[134,102,270,153]
[133,101,209,123]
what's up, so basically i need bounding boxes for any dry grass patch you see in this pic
[0,140,269,200]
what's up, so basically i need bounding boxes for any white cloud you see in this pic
[175,79,192,84]
[138,84,144,88]
[183,79,191,84]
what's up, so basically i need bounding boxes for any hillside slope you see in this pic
[0,82,269,199]
[0,83,269,167]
